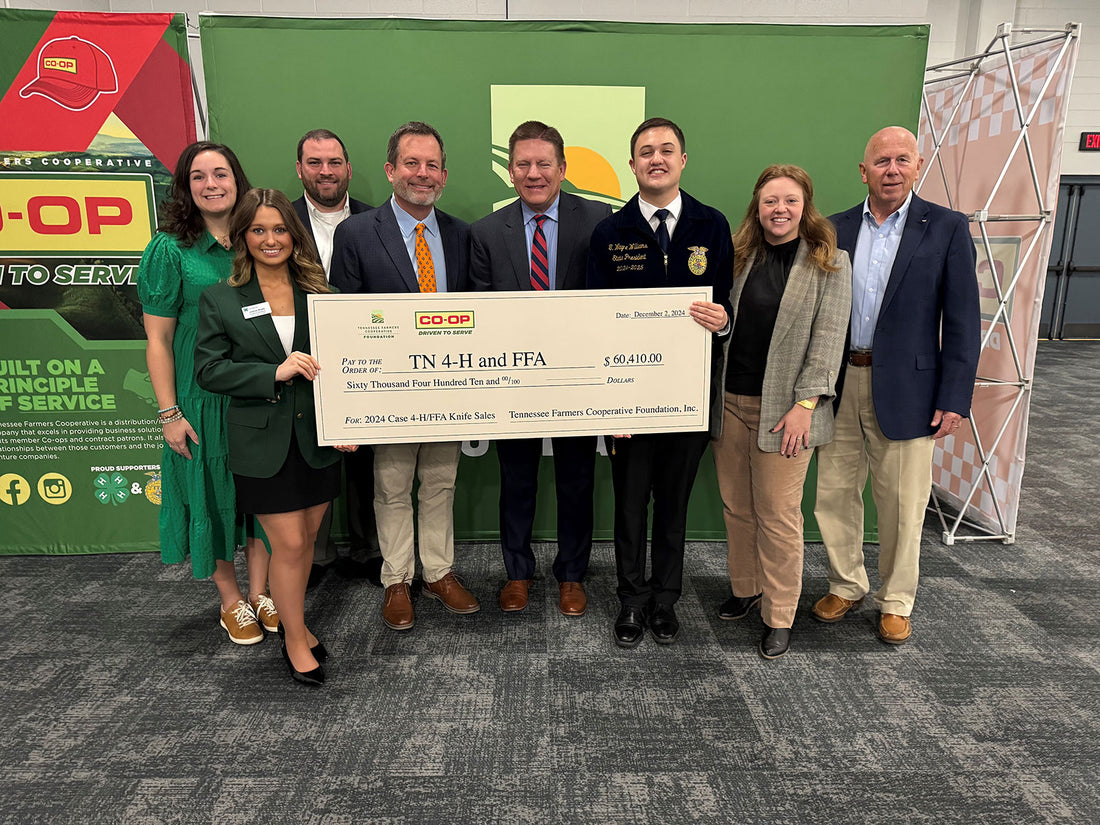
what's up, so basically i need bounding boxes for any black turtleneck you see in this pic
[725,236,801,396]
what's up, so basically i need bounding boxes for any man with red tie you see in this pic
[470,121,612,618]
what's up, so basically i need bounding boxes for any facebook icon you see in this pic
[1,474,28,506]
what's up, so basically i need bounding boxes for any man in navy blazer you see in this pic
[291,128,379,590]
[470,121,612,619]
[812,126,980,645]
[330,121,479,632]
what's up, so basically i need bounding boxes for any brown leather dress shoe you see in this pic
[558,582,587,617]
[499,579,532,612]
[382,582,415,631]
[812,593,864,623]
[878,613,912,645]
[424,572,481,614]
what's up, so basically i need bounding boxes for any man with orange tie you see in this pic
[330,121,478,631]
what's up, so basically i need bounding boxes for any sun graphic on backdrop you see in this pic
[564,145,620,199]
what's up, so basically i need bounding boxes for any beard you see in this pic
[392,178,442,208]
[304,177,348,209]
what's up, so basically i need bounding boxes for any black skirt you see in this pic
[234,436,340,515]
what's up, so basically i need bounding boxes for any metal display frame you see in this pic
[919,22,1080,545]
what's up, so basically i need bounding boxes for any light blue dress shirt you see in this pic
[850,191,912,350]
[390,196,448,293]
[520,195,560,289]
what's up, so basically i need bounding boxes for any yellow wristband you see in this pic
[796,398,818,410]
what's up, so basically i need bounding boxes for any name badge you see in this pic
[242,301,271,319]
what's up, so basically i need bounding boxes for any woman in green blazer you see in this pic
[196,188,356,686]
[713,165,852,660]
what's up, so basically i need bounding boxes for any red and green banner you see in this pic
[0,10,196,554]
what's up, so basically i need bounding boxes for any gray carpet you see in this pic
[2,341,1097,825]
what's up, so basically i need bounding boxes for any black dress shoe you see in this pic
[759,625,791,659]
[281,644,325,686]
[613,605,647,649]
[276,624,328,663]
[718,592,762,620]
[337,556,384,588]
[649,604,680,645]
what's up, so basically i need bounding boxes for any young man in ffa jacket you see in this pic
[587,117,734,648]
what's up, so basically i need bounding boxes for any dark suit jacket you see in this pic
[831,193,980,440]
[195,276,339,478]
[469,191,612,292]
[329,200,470,295]
[292,194,372,263]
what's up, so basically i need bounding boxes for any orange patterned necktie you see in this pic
[415,222,436,293]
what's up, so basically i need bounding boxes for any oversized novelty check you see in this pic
[308,287,712,445]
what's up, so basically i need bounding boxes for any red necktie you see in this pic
[530,214,550,291]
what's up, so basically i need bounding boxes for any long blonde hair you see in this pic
[732,164,840,279]
[228,188,330,294]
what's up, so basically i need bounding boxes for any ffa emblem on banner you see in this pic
[687,246,708,276]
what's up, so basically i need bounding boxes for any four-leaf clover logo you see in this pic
[93,472,131,506]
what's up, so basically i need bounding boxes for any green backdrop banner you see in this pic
[200,17,922,542]
[0,10,196,554]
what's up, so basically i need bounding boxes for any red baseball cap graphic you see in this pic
[19,35,118,112]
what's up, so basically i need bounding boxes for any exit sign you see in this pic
[1080,132,1100,150]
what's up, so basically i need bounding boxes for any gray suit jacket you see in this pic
[718,242,852,451]
[469,191,612,291]
[329,200,469,295]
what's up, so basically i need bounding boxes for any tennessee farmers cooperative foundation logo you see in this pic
[489,85,644,211]
[19,35,119,112]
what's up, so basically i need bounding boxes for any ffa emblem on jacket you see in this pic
[687,246,708,276]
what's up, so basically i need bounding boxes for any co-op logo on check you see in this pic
[19,35,119,112]
[415,311,475,329]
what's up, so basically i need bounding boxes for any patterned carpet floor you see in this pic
[2,341,1097,825]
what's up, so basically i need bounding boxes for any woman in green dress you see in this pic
[137,141,277,645]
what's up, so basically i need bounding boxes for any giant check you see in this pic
[309,287,713,445]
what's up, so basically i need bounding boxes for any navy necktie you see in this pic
[654,208,670,255]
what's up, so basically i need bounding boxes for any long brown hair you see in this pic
[160,141,251,247]
[732,164,840,279]
[228,188,330,294]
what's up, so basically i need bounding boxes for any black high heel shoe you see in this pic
[276,623,328,663]
[281,643,325,686]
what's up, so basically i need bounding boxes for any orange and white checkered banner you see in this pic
[918,30,1079,536]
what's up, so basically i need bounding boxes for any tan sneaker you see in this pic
[423,572,480,614]
[249,593,280,633]
[220,599,263,645]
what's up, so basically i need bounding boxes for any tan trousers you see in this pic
[813,366,934,616]
[713,394,812,629]
[374,441,461,587]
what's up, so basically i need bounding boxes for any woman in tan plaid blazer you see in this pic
[712,164,852,659]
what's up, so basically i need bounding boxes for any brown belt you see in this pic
[848,350,872,367]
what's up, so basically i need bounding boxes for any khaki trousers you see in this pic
[713,394,812,629]
[374,441,461,587]
[813,366,934,616]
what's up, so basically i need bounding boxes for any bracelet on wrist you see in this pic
[159,411,184,425]
[796,398,818,410]
[157,404,180,416]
